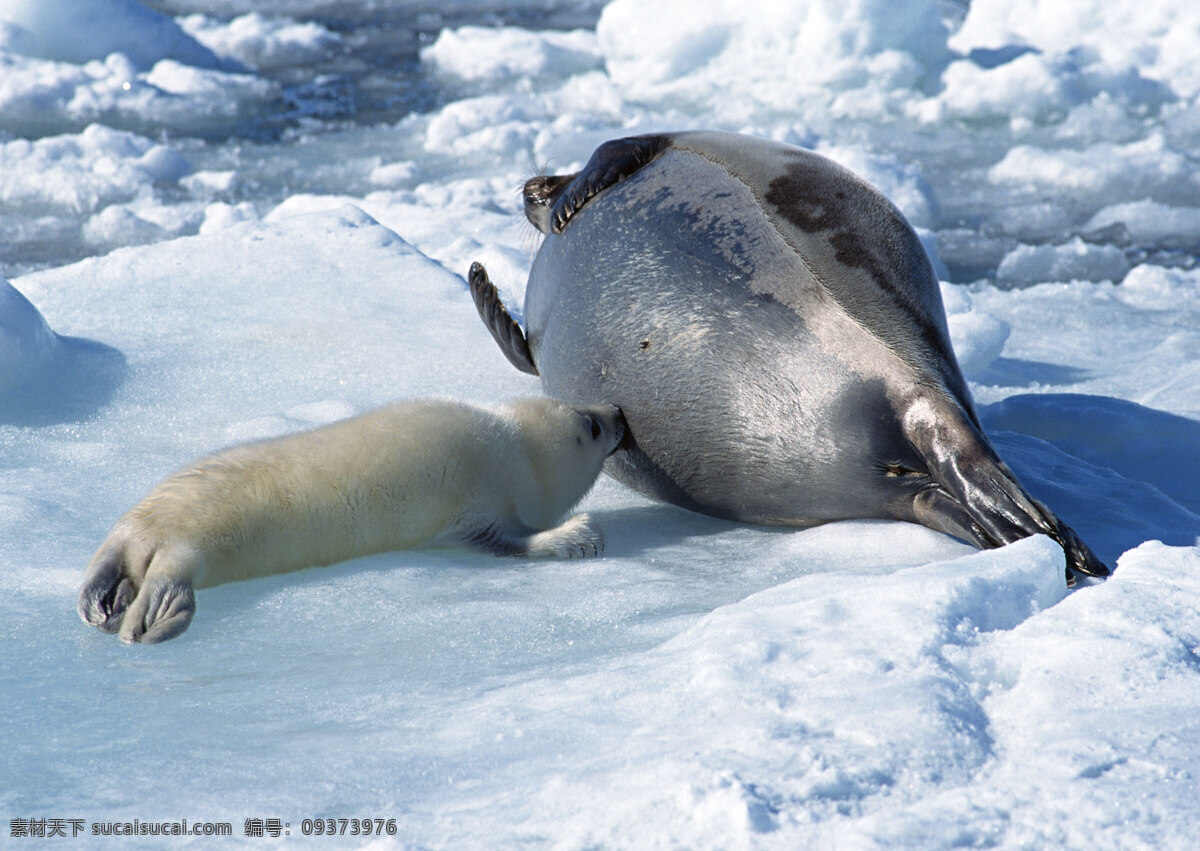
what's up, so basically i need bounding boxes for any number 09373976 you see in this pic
[300,818,397,836]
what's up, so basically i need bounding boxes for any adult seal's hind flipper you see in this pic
[468,261,538,376]
[902,396,1109,581]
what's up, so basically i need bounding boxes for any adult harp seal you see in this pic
[470,131,1108,581]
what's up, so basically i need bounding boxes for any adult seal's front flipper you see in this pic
[468,262,538,376]
[548,135,670,233]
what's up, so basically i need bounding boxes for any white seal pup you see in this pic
[469,131,1108,581]
[78,397,625,644]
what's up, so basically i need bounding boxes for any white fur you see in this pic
[78,397,623,644]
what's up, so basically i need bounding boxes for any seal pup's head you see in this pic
[502,398,625,528]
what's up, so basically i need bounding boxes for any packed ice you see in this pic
[2,0,1199,847]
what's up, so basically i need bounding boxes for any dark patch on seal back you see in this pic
[763,158,968,413]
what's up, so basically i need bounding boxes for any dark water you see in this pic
[0,1,605,276]
[143,0,607,132]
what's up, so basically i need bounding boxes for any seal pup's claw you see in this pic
[78,576,136,633]
[468,262,538,376]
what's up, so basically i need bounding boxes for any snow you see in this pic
[421,26,602,84]
[940,283,1011,376]
[2,0,1200,846]
[0,125,188,211]
[949,0,1200,99]
[0,0,276,140]
[995,237,1132,287]
[0,0,225,70]
[0,274,58,394]
[179,12,339,72]
[597,0,952,116]
[1086,200,1200,245]
[988,134,1199,206]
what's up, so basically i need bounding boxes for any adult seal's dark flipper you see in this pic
[546,134,669,233]
[468,261,538,376]
[903,397,1109,580]
[476,131,1109,582]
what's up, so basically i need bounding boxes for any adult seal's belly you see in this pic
[468,131,1109,581]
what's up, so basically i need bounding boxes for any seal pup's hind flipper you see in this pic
[117,575,196,644]
[77,539,138,633]
[468,261,538,376]
[548,134,670,233]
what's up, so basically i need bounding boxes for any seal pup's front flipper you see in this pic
[547,134,670,233]
[904,397,1110,582]
[468,261,538,375]
[460,513,604,559]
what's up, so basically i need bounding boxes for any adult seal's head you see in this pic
[468,131,1108,582]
